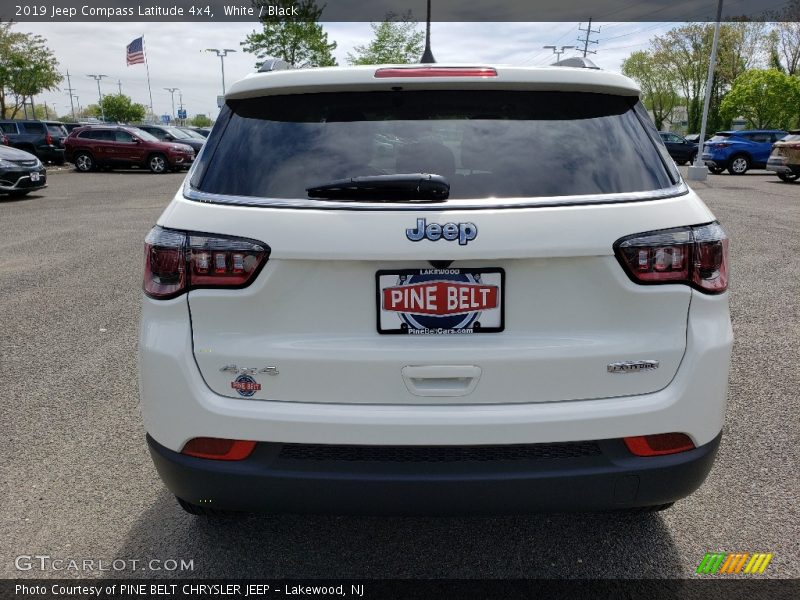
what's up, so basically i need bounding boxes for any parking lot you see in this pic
[1,167,798,579]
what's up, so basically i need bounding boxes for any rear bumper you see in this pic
[766,158,797,174]
[147,432,721,514]
[35,145,65,161]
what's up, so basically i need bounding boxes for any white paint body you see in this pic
[139,65,732,453]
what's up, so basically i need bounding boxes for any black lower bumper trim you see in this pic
[147,433,721,515]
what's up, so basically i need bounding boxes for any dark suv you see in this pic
[658,132,697,165]
[64,125,195,173]
[0,120,67,164]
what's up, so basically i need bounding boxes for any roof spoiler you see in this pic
[552,57,600,69]
[258,59,292,73]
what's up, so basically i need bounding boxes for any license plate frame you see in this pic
[376,267,505,335]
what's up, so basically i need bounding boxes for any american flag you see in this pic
[126,37,145,65]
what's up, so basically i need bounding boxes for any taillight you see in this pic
[374,67,497,78]
[715,142,730,148]
[45,133,53,145]
[624,433,695,457]
[614,222,729,294]
[182,437,257,461]
[143,226,269,299]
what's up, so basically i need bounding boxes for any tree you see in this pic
[347,17,424,65]
[243,0,337,68]
[0,22,62,118]
[190,114,212,127]
[622,50,678,130]
[100,94,146,123]
[720,69,800,130]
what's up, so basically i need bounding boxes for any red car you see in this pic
[64,125,195,174]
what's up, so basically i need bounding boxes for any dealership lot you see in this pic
[1,169,797,578]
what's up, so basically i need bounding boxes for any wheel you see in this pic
[727,155,750,175]
[678,160,688,166]
[708,166,725,174]
[777,172,799,182]
[53,158,66,166]
[148,153,168,174]
[689,152,697,165]
[176,496,231,516]
[74,152,95,172]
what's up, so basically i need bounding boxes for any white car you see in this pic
[139,63,732,515]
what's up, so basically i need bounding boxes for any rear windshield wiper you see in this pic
[306,173,449,202]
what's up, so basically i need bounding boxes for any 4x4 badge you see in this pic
[406,218,477,246]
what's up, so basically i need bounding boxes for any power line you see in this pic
[578,18,601,56]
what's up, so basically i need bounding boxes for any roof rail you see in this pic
[258,59,292,73]
[552,57,600,69]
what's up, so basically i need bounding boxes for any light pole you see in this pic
[544,45,576,63]
[164,87,179,122]
[205,48,236,95]
[688,0,724,182]
[87,74,108,121]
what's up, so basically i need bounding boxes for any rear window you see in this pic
[781,134,800,142]
[709,134,731,142]
[23,122,44,134]
[194,91,674,200]
[46,124,66,136]
[0,123,18,134]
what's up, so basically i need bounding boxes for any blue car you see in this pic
[702,129,788,175]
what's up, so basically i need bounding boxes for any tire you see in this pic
[708,166,725,175]
[689,152,697,165]
[148,153,169,174]
[73,152,95,172]
[53,157,66,166]
[727,154,750,175]
[777,172,799,182]
[176,496,231,517]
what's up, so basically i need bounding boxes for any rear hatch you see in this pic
[179,70,704,405]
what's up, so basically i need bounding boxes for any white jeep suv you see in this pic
[139,63,732,515]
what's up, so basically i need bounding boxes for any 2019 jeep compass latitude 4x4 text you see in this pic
[139,64,732,515]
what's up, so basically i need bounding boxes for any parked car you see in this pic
[135,124,205,154]
[0,144,46,198]
[702,129,788,175]
[175,127,207,141]
[658,132,697,165]
[766,130,800,182]
[186,127,211,138]
[0,119,67,164]
[64,125,195,173]
[683,133,708,145]
[139,63,732,516]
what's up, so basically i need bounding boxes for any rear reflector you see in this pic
[181,437,257,461]
[375,67,497,78]
[614,222,729,294]
[144,226,270,299]
[624,433,695,457]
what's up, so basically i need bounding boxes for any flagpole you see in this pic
[142,34,155,121]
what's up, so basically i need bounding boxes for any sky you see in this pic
[19,21,675,120]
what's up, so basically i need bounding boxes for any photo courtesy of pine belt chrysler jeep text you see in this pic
[139,62,732,515]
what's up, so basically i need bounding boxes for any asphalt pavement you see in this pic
[1,167,798,579]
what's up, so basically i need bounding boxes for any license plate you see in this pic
[376,268,504,334]
[30,172,40,182]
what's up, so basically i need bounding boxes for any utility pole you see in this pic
[117,79,123,95]
[64,69,77,120]
[164,87,179,121]
[73,95,81,118]
[578,19,601,57]
[178,90,184,125]
[87,74,108,122]
[205,49,237,95]
[544,45,576,63]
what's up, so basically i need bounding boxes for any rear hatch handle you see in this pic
[401,365,482,397]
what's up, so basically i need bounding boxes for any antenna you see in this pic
[578,18,601,57]
[420,0,435,63]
